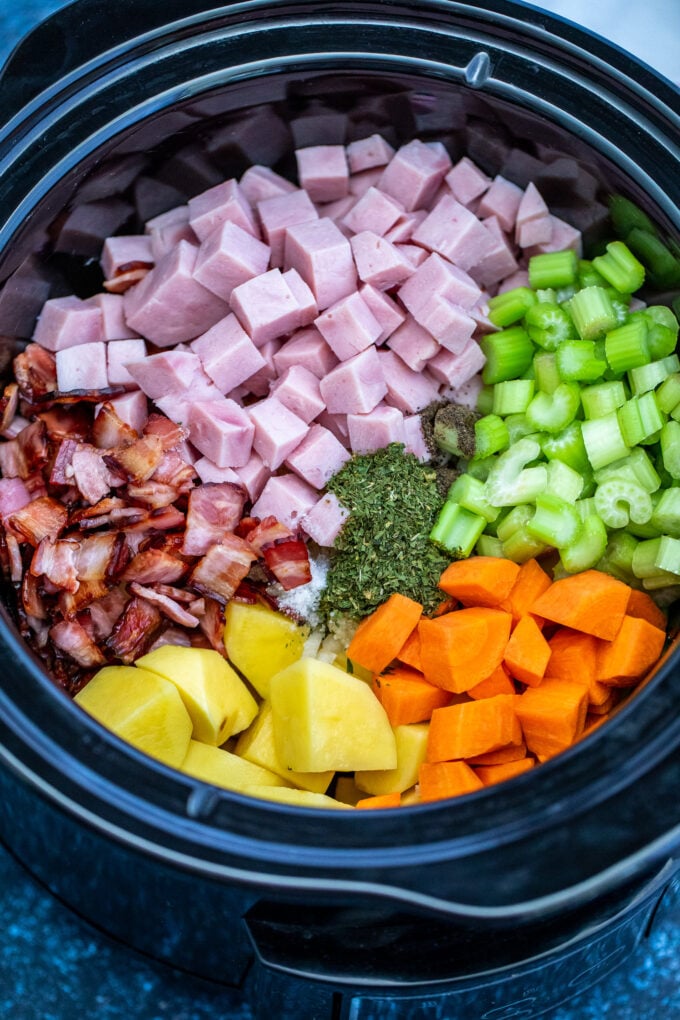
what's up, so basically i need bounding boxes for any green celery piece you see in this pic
[496,504,534,542]
[575,496,598,521]
[533,351,561,394]
[526,492,583,548]
[491,379,535,417]
[597,531,639,583]
[608,195,658,238]
[645,304,679,338]
[646,323,677,360]
[580,380,627,420]
[476,385,495,415]
[432,403,479,457]
[483,437,548,507]
[594,446,661,494]
[528,250,578,290]
[556,339,608,382]
[526,382,580,434]
[655,372,680,414]
[629,354,680,396]
[604,317,650,374]
[660,420,680,479]
[475,534,505,557]
[487,286,537,327]
[569,286,618,340]
[430,501,486,557]
[559,514,608,573]
[481,327,535,384]
[632,535,680,577]
[504,413,538,444]
[651,487,680,537]
[501,526,549,564]
[641,570,680,591]
[653,535,680,574]
[473,414,509,460]
[447,473,500,523]
[578,259,608,289]
[594,477,654,528]
[541,421,590,474]
[618,392,666,447]
[626,227,680,289]
[523,302,575,351]
[581,412,631,470]
[545,459,584,502]
[591,240,645,293]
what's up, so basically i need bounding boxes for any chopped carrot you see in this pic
[419,607,512,693]
[356,792,401,809]
[372,665,451,726]
[347,592,423,674]
[586,688,619,714]
[596,615,666,686]
[498,557,552,622]
[466,742,528,765]
[529,569,632,640]
[467,663,515,700]
[625,588,667,631]
[438,556,520,607]
[546,627,599,686]
[513,678,589,759]
[397,626,423,672]
[473,758,535,785]
[432,596,459,617]
[418,760,484,802]
[426,694,522,762]
[503,613,551,687]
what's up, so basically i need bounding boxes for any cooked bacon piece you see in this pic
[105,595,164,662]
[50,438,80,486]
[72,445,118,504]
[73,531,129,582]
[13,344,57,400]
[103,265,152,293]
[126,481,180,508]
[50,619,107,668]
[91,402,138,449]
[0,420,48,480]
[121,547,188,586]
[30,537,80,593]
[70,496,146,531]
[8,496,69,547]
[143,413,188,451]
[189,533,257,605]
[5,532,24,584]
[128,581,201,628]
[0,382,19,435]
[147,627,194,652]
[0,476,32,523]
[86,587,129,640]
[150,449,196,492]
[198,596,226,653]
[263,539,312,591]
[234,516,260,539]
[123,504,186,534]
[246,515,295,555]
[58,579,110,617]
[21,569,48,619]
[37,404,92,442]
[182,482,247,557]
[150,583,197,603]
[105,434,164,483]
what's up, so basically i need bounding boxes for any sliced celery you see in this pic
[578,259,608,289]
[488,287,537,327]
[651,487,680,537]
[473,414,509,460]
[594,477,653,528]
[483,437,548,507]
[559,514,608,573]
[475,533,505,557]
[526,493,582,548]
[660,420,680,479]
[604,317,650,374]
[430,501,486,557]
[545,459,584,502]
[491,379,535,417]
[556,340,608,382]
[501,527,548,564]
[528,250,578,290]
[580,380,627,420]
[655,372,680,414]
[591,240,645,293]
[541,422,591,474]
[618,392,666,447]
[481,327,535,384]
[569,286,618,341]
[533,351,561,394]
[626,227,680,289]
[581,412,631,470]
[594,446,661,493]
[524,302,575,351]
[525,382,580,434]
[629,354,680,396]
[447,474,500,523]
[632,535,680,578]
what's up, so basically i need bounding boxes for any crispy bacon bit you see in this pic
[0,382,19,434]
[103,264,152,293]
[13,343,57,400]
[21,569,48,619]
[72,445,118,505]
[86,587,129,640]
[182,482,247,557]
[143,413,188,451]
[91,402,138,449]
[263,539,312,591]
[58,579,111,618]
[105,595,164,662]
[189,534,257,605]
[8,496,69,547]
[147,627,194,652]
[31,537,80,593]
[50,619,107,668]
[105,434,165,483]
[37,404,92,442]
[5,532,24,585]
[126,481,181,508]
[198,596,226,653]
[124,504,185,534]
[246,515,294,555]
[121,547,188,586]
[0,420,48,480]
[0,476,32,522]
[128,581,201,628]
[74,531,128,582]
[150,450,196,492]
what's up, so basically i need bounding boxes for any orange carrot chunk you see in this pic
[356,792,401,809]
[498,557,552,622]
[529,569,632,640]
[547,627,600,686]
[438,556,520,607]
[466,741,528,766]
[503,613,551,687]
[396,626,423,672]
[473,758,535,786]
[347,592,423,674]
[467,663,516,700]
[625,588,667,631]
[595,615,666,686]
[419,760,484,802]
[513,678,589,760]
[419,607,513,693]
[426,694,523,762]
[372,665,451,726]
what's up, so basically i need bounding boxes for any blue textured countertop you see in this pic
[0,1,678,1017]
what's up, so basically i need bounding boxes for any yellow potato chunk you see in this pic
[355,723,430,795]
[235,701,334,794]
[270,657,397,773]
[243,786,352,809]
[224,600,308,697]
[74,665,192,768]
[180,740,289,792]
[135,645,258,745]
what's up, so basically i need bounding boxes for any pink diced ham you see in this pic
[240,164,297,204]
[32,296,104,352]
[123,240,228,346]
[188,397,255,468]
[377,349,440,413]
[257,189,319,267]
[403,414,430,462]
[384,209,428,243]
[319,346,387,415]
[341,186,404,237]
[251,473,318,530]
[95,391,149,434]
[269,365,326,424]
[387,315,440,372]
[348,167,384,198]
[525,215,582,256]
[358,284,405,342]
[296,145,350,203]
[316,409,350,444]
[346,134,396,173]
[284,423,350,489]
[445,157,492,206]
[301,492,349,547]
[191,314,266,393]
[395,243,428,268]
[241,338,282,397]
[126,349,208,400]
[192,220,271,300]
[377,139,451,211]
[446,374,485,410]
[193,457,242,485]
[283,217,357,311]
[347,404,406,454]
[188,178,258,241]
[247,396,309,470]
[398,253,481,313]
[90,293,139,340]
[230,268,317,346]
[56,342,108,392]
[350,231,415,290]
[476,175,523,233]
[514,182,552,248]
[314,290,382,361]
[427,337,486,390]
[412,194,497,271]
[497,268,531,293]
[469,229,519,289]
[106,338,147,388]
[271,326,338,380]
[100,235,154,280]
[234,451,270,502]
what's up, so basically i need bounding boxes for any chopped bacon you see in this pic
[8,496,69,547]
[5,532,24,585]
[30,537,80,593]
[126,481,180,508]
[13,344,57,400]
[71,445,118,504]
[128,581,201,628]
[182,482,247,557]
[103,265,152,293]
[246,515,295,555]
[189,533,257,605]
[105,434,165,483]
[263,539,312,591]
[121,547,188,586]
[198,596,226,653]
[123,504,186,534]
[23,472,48,501]
[105,595,164,662]
[75,531,129,582]
[37,404,92,442]
[21,569,48,619]
[50,619,107,668]
[58,579,110,617]
[0,476,32,522]
[147,627,194,652]
[150,449,196,491]
[0,420,48,480]
[86,587,129,640]
[143,413,188,451]
[234,516,260,539]
[91,402,138,449]
[0,382,19,434]
[50,438,80,486]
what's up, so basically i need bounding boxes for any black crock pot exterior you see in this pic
[0,2,679,1016]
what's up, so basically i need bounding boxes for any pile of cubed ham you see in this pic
[0,134,581,686]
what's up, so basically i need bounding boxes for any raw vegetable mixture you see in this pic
[0,131,676,809]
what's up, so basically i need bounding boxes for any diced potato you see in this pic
[243,786,352,809]
[355,723,430,795]
[235,701,334,794]
[270,657,397,773]
[135,645,258,745]
[74,665,192,768]
[224,600,309,697]
[180,740,289,792]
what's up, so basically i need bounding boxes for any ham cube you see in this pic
[188,398,255,468]
[241,338,282,397]
[251,473,318,530]
[257,188,319,267]
[235,450,270,502]
[476,175,523,233]
[350,231,415,290]
[403,414,430,462]
[296,144,350,203]
[32,295,104,351]
[247,396,309,470]
[193,457,242,486]
[319,346,387,415]
[346,134,396,173]
[271,326,338,379]
[193,220,271,301]
[284,423,350,489]
[230,268,316,346]
[358,284,405,342]
[398,253,481,313]
[377,139,451,211]
[240,164,297,204]
[269,365,326,424]
[56,342,108,392]
[387,315,440,372]
[283,217,356,311]
[347,404,406,454]
[301,492,349,547]
[525,215,582,256]
[514,182,552,245]
[377,349,440,413]
[90,293,139,340]
[188,178,258,241]
[384,209,428,243]
[427,338,486,390]
[314,290,382,361]
[123,240,228,346]
[412,194,497,271]
[100,235,153,280]
[348,167,384,198]
[126,349,208,401]
[341,186,404,236]
[191,314,266,393]
[106,338,147,388]
[445,156,492,206]
[95,391,149,434]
